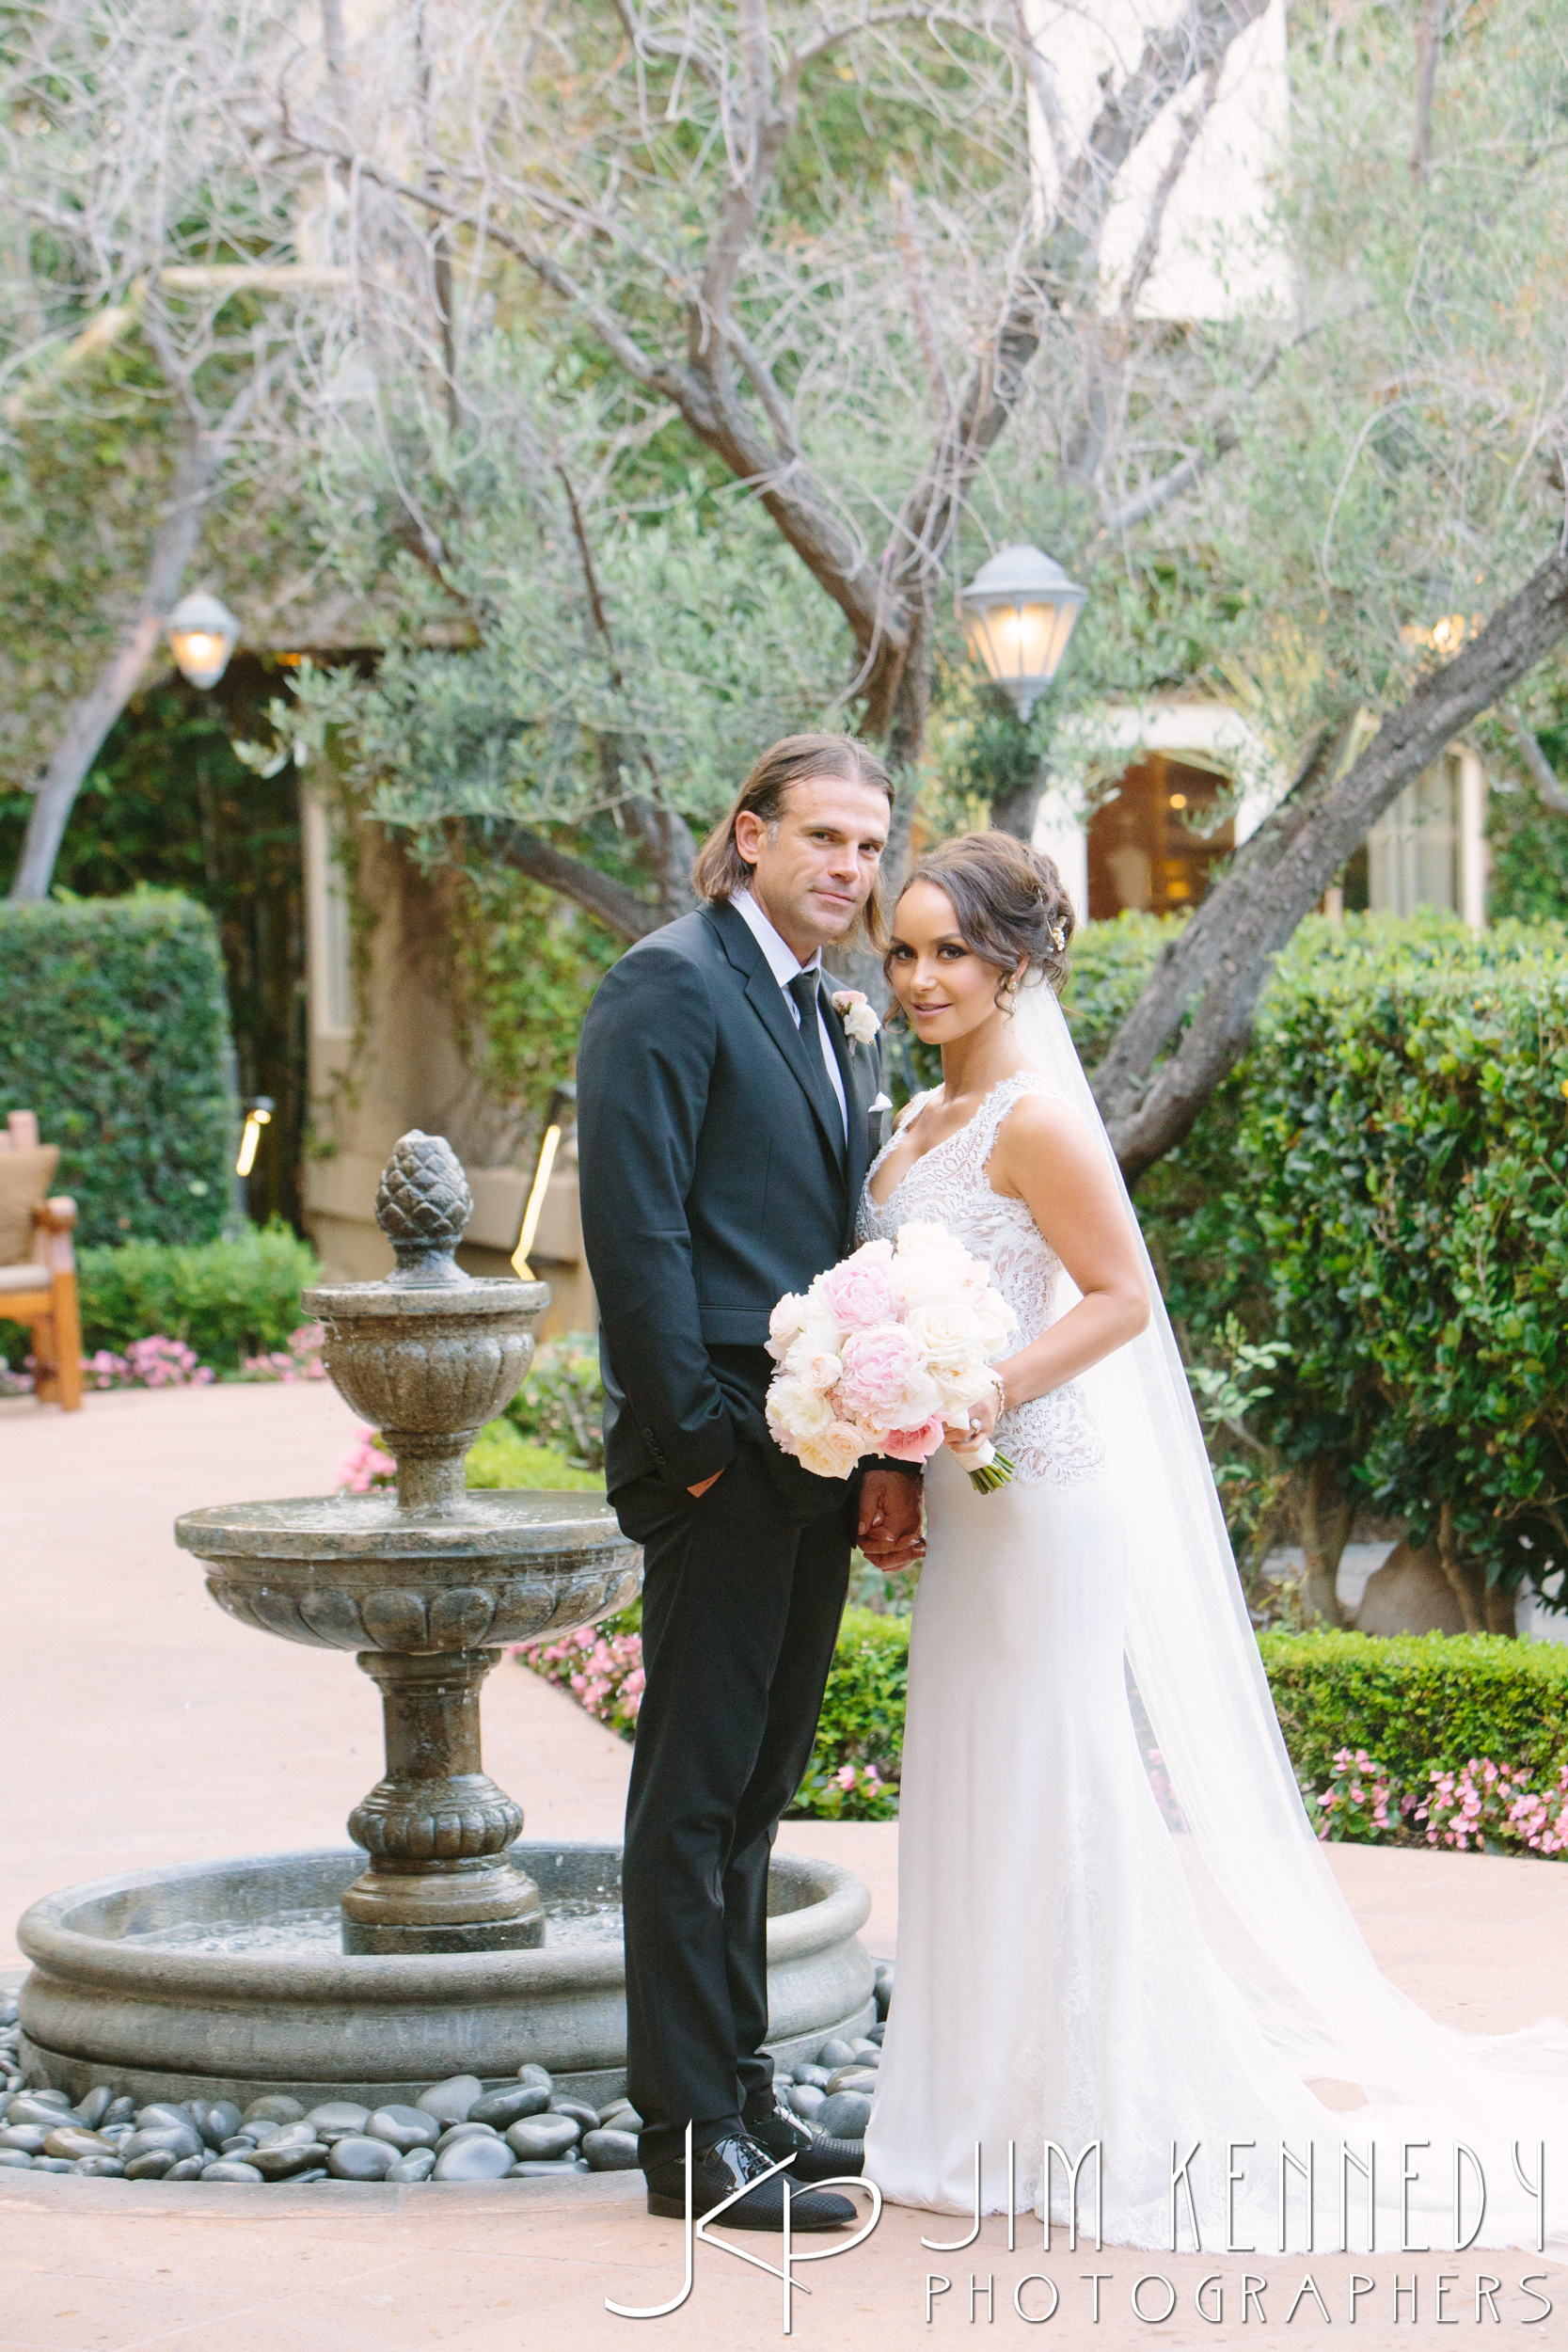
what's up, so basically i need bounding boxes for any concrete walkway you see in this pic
[4,1385,1567,2348]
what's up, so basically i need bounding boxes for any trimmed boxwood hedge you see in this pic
[0,890,236,1248]
[1259,1627,1568,1792]
[799,1618,1568,1834]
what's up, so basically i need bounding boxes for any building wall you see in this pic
[300,791,595,1334]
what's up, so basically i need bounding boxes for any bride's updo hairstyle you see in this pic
[889,830,1076,1003]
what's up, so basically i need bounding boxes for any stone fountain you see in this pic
[14,1134,875,2113]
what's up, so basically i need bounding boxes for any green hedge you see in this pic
[0,890,236,1248]
[1064,911,1568,1614]
[1260,1629,1568,1790]
[792,1618,1568,1837]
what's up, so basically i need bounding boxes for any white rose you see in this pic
[931,1357,998,1412]
[784,1311,847,1372]
[832,990,881,1045]
[973,1288,1018,1345]
[796,1420,867,1479]
[768,1292,810,1361]
[795,1349,844,1395]
[767,1376,835,1443]
[905,1297,984,1357]
[887,1364,943,1427]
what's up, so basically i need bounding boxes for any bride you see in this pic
[856,829,1568,2253]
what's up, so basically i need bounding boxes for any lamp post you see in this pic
[166,592,240,690]
[958,544,1086,722]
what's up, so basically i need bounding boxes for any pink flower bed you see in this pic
[237,1323,326,1383]
[82,1336,215,1391]
[518,1622,646,1741]
[1316,1745,1568,1856]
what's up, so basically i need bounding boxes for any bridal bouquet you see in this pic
[766,1222,1017,1493]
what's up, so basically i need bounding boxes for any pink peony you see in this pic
[836,1322,924,1418]
[881,1412,949,1462]
[820,1248,904,1332]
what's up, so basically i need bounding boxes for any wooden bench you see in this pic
[0,1110,83,1410]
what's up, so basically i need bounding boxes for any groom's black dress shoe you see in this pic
[743,2089,866,2182]
[644,2130,858,2232]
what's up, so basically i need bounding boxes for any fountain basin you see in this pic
[178,1489,642,1653]
[15,1844,877,2109]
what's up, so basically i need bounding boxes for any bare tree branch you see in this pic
[1504,707,1568,812]
[488,820,663,941]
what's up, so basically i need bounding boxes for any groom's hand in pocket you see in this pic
[857,1466,926,1570]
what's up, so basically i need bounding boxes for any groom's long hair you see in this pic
[692,734,896,946]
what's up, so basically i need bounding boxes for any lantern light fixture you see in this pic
[166,591,241,690]
[958,543,1086,722]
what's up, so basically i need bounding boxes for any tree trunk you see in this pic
[1097,549,1568,1178]
[1297,1454,1353,1628]
[8,421,210,902]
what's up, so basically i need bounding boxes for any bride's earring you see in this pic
[1000,979,1019,1020]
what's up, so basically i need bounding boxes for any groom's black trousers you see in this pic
[610,1347,854,2174]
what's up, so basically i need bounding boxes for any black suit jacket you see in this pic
[577,898,886,1497]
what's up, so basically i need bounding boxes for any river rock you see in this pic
[793,2065,832,2090]
[198,2101,244,2146]
[43,2127,115,2162]
[873,1963,894,2017]
[135,2103,198,2134]
[825,2067,879,2095]
[243,2094,305,2126]
[815,2038,857,2069]
[246,2139,328,2180]
[75,2087,113,2128]
[31,2156,73,2172]
[166,2156,207,2182]
[124,2150,178,2180]
[327,2136,397,2181]
[468,2084,549,2129]
[366,2106,440,2153]
[547,2097,600,2133]
[816,2091,873,2139]
[509,2159,581,2177]
[787,2085,827,2121]
[505,2115,580,2161]
[306,2103,372,2142]
[0,2151,33,2168]
[103,2098,136,2129]
[7,2094,74,2127]
[434,2135,515,2182]
[201,2160,263,2184]
[865,2023,885,2045]
[417,2075,483,2124]
[580,2130,640,2172]
[386,2148,436,2183]
[517,2064,552,2090]
[596,2100,641,2130]
[434,2123,499,2153]
[849,2040,881,2062]
[0,2126,50,2155]
[73,2157,125,2177]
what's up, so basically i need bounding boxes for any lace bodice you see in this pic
[856,1071,1105,1486]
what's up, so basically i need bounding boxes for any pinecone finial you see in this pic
[374,1131,474,1287]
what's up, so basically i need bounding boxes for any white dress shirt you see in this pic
[731,888,848,1138]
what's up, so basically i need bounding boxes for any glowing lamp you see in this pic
[958,544,1086,722]
[167,591,240,689]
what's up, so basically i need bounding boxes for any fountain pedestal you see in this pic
[13,1129,876,2108]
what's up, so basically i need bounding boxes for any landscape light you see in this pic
[235,1098,273,1178]
[958,544,1086,722]
[167,591,241,689]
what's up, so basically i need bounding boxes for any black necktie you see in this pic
[786,969,845,1161]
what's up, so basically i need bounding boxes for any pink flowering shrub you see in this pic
[78,1335,215,1391]
[337,1425,397,1492]
[520,1618,646,1740]
[238,1323,326,1383]
[1315,1748,1400,1842]
[789,1756,898,1822]
[1313,1746,1568,1858]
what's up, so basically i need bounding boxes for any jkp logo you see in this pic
[607,2127,882,2331]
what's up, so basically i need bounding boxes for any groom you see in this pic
[577,734,924,2232]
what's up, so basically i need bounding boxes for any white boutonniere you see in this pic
[832,989,880,1044]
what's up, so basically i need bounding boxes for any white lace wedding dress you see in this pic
[855,1065,1568,2251]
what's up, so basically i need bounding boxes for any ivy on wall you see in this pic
[450,868,622,1143]
[0,891,237,1247]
